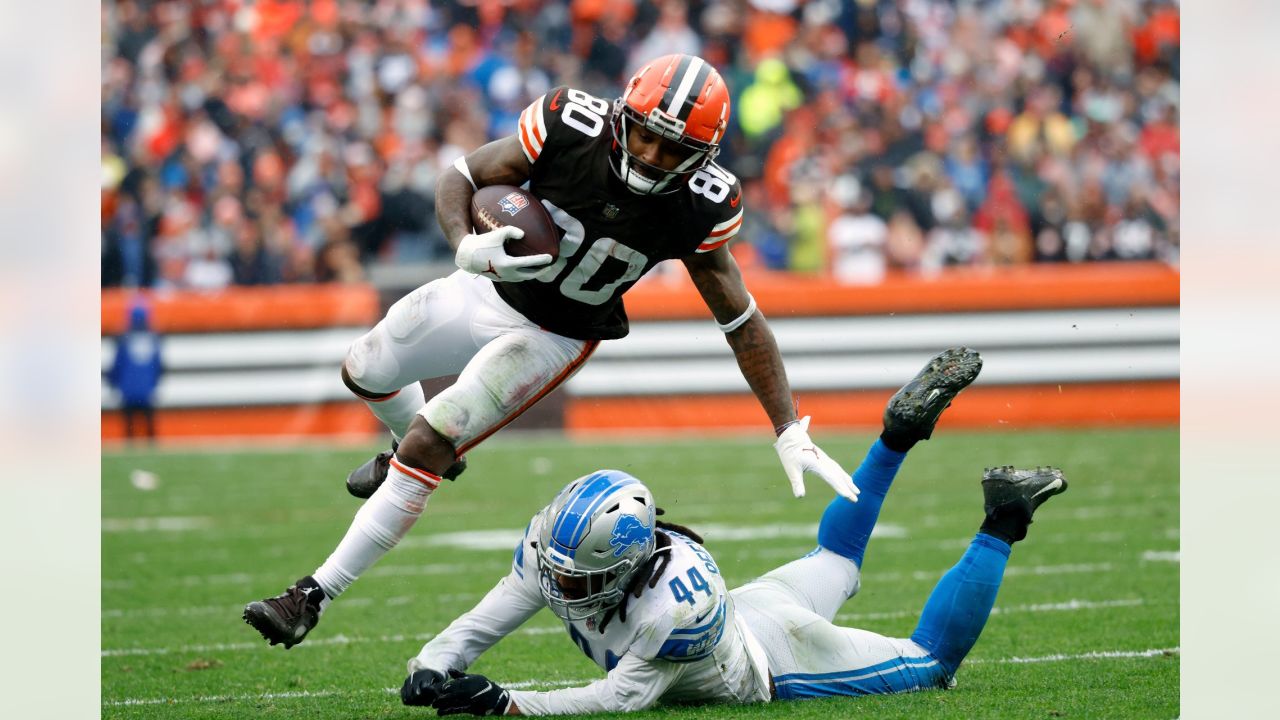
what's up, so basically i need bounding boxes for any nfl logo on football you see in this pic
[499,192,529,217]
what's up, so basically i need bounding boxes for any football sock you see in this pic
[909,533,1010,674]
[817,438,907,567]
[312,458,439,600]
[877,429,920,453]
[364,382,427,441]
[979,498,1035,545]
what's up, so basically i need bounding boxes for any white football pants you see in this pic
[344,270,597,454]
[731,549,947,699]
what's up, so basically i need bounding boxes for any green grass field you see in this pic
[102,427,1178,719]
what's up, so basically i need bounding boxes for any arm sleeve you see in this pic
[516,86,577,166]
[692,166,745,254]
[508,652,684,716]
[517,86,610,167]
[516,92,551,165]
[408,531,545,675]
[696,207,744,253]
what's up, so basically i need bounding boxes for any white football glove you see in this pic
[455,226,553,282]
[773,416,859,501]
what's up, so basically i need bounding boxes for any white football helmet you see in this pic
[536,470,657,622]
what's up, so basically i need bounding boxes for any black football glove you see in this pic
[431,669,511,716]
[401,668,448,707]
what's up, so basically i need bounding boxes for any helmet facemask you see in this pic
[610,100,719,196]
[537,548,636,622]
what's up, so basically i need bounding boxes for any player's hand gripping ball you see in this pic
[457,186,559,282]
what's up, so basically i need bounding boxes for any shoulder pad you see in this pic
[689,163,744,253]
[517,86,613,165]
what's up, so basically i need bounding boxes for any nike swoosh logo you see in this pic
[729,191,741,208]
[549,89,564,111]
[926,388,942,404]
[1031,478,1063,500]
[694,608,713,623]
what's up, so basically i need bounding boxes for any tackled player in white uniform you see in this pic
[399,349,1070,716]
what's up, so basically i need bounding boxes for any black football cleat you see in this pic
[882,347,983,448]
[347,446,395,499]
[243,577,325,649]
[982,465,1069,517]
[347,442,468,499]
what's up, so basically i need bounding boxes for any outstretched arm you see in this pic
[682,248,796,430]
[503,653,684,715]
[682,249,857,501]
[409,536,545,676]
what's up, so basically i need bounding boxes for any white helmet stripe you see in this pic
[664,56,705,117]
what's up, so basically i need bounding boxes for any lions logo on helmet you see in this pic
[536,471,657,621]
[609,514,653,558]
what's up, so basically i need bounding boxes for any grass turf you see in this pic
[102,427,1178,719]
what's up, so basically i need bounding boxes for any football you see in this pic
[470,185,562,260]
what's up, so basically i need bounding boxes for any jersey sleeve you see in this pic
[647,590,729,663]
[507,651,684,715]
[406,515,546,675]
[517,85,606,167]
[692,164,745,253]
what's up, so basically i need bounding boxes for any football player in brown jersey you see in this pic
[245,55,872,650]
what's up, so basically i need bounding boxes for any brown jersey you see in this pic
[493,86,744,340]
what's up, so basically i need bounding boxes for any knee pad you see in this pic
[344,326,402,396]
[418,396,471,449]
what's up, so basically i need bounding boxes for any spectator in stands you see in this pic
[828,175,888,285]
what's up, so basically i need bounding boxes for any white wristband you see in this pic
[453,156,477,191]
[717,294,757,333]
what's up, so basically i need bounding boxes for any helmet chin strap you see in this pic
[620,154,667,194]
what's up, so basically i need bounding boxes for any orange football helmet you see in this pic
[611,54,731,194]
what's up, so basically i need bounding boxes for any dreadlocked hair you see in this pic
[597,508,704,632]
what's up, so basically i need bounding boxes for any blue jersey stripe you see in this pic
[657,597,728,662]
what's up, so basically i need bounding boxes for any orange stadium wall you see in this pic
[102,264,1178,443]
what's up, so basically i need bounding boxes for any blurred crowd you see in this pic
[101,0,1180,289]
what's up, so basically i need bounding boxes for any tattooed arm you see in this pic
[682,249,797,433]
[683,248,856,499]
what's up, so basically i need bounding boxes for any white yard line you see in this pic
[103,647,1178,707]
[1141,550,1180,562]
[970,647,1180,664]
[103,624,565,657]
[103,593,480,620]
[834,597,1145,623]
[103,563,501,590]
[102,516,214,532]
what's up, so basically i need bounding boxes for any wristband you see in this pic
[717,294,757,333]
[774,419,800,436]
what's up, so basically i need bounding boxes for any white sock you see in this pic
[312,458,440,599]
[364,383,427,441]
